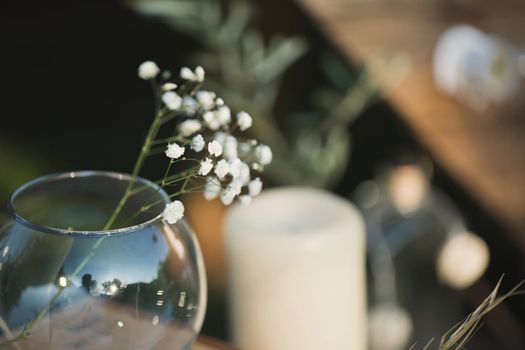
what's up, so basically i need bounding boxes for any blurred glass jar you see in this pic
[433,24,521,110]
[0,171,206,350]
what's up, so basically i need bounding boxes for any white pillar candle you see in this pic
[225,187,367,350]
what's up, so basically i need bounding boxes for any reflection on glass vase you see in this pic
[0,171,207,350]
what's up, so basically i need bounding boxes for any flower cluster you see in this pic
[137,61,272,224]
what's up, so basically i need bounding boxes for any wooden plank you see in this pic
[297,0,525,250]
[194,336,239,350]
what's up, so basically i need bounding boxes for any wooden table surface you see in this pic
[296,0,525,251]
[194,336,237,350]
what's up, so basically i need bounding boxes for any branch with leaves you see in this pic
[127,0,408,188]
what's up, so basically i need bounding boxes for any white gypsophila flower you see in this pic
[138,61,160,80]
[228,158,243,178]
[237,111,253,131]
[204,177,222,200]
[229,179,243,196]
[238,141,252,157]
[248,177,262,197]
[220,188,236,206]
[162,91,182,110]
[165,143,185,159]
[214,132,227,146]
[198,158,213,176]
[239,161,251,185]
[255,144,273,166]
[196,91,216,111]
[191,134,205,152]
[179,119,202,137]
[162,82,177,91]
[214,159,230,179]
[182,96,198,114]
[195,66,205,82]
[162,200,185,224]
[220,179,243,206]
[208,140,223,157]
[180,66,205,82]
[203,111,221,130]
[216,106,231,126]
[180,66,194,81]
[223,135,238,160]
[238,195,252,206]
[215,97,224,106]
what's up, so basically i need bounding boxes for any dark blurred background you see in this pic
[1,0,525,349]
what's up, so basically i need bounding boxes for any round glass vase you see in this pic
[0,171,207,350]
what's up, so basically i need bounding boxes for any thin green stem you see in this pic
[103,110,166,230]
[164,173,196,187]
[159,110,183,125]
[0,315,21,350]
[162,160,174,187]
[161,165,199,184]
[127,161,199,196]
[180,174,192,192]
[152,135,189,146]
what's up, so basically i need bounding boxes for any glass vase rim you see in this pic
[7,170,170,237]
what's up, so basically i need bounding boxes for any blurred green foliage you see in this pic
[0,133,56,201]
[127,0,398,188]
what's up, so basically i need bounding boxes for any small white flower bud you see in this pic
[208,140,223,157]
[238,195,252,206]
[203,111,221,130]
[191,134,205,152]
[204,177,221,200]
[180,66,205,82]
[239,161,251,185]
[182,96,198,114]
[223,135,238,160]
[229,179,243,196]
[228,158,243,178]
[237,111,253,131]
[179,119,202,137]
[138,61,160,80]
[255,144,273,166]
[214,159,230,179]
[216,106,231,126]
[196,91,216,111]
[180,67,194,81]
[195,66,205,82]
[214,132,227,146]
[162,91,182,110]
[162,82,177,91]
[220,189,236,206]
[248,177,262,197]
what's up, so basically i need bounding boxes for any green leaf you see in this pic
[250,36,309,86]
[216,1,253,47]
